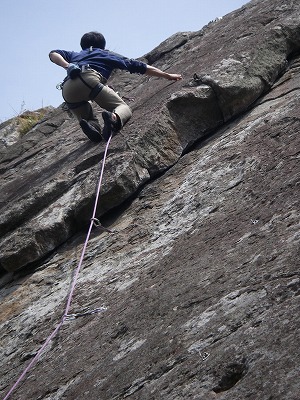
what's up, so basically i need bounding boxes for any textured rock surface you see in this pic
[1,0,300,272]
[0,0,300,399]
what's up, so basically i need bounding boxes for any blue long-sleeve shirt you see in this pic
[50,48,147,80]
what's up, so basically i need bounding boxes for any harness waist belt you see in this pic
[81,64,92,72]
[80,65,107,84]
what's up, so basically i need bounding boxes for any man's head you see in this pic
[80,32,106,50]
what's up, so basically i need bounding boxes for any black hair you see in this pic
[80,31,106,50]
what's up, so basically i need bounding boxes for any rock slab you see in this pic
[0,0,300,399]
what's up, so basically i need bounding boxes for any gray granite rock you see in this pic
[0,0,299,399]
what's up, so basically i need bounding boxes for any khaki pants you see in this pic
[62,69,132,130]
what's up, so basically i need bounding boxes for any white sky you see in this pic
[0,0,250,122]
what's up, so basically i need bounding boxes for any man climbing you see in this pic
[49,31,182,142]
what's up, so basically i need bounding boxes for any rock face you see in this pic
[0,0,299,399]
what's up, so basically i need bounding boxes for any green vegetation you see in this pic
[17,109,47,135]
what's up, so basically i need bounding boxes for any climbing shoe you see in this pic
[79,119,102,143]
[102,111,121,141]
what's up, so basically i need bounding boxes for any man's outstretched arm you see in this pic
[145,65,182,81]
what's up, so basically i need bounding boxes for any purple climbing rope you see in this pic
[3,134,112,400]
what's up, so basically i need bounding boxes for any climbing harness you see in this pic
[3,134,113,400]
[56,65,106,99]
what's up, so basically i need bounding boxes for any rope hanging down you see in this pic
[3,134,113,400]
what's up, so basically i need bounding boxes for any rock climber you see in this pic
[49,31,182,142]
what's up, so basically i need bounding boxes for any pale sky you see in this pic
[0,0,250,122]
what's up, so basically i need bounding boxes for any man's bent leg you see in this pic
[93,86,132,128]
[63,79,102,142]
[73,103,102,142]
